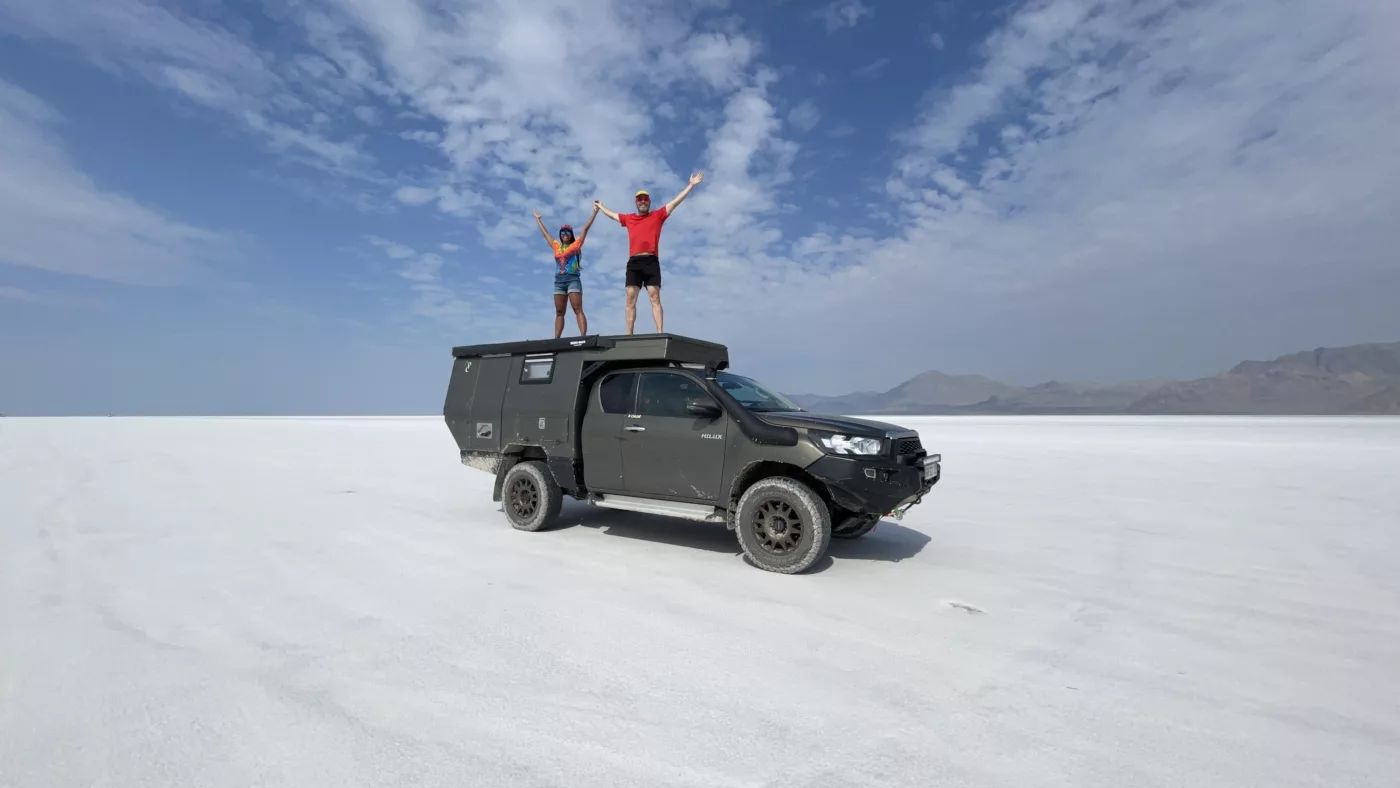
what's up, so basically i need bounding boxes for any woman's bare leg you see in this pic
[569,291,587,335]
[553,293,567,338]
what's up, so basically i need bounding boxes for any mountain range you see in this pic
[785,341,1400,415]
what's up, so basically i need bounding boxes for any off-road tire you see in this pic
[832,513,879,540]
[501,460,562,532]
[734,477,831,574]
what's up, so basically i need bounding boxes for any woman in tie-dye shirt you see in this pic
[533,203,599,338]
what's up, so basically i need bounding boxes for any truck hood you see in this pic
[753,411,912,437]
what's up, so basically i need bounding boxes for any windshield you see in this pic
[716,371,803,413]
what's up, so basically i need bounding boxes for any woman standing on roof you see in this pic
[533,203,599,338]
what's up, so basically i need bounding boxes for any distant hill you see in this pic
[786,341,1400,415]
[796,371,1020,414]
[1343,385,1400,414]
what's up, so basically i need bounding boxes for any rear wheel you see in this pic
[832,513,879,539]
[501,460,562,532]
[734,477,831,574]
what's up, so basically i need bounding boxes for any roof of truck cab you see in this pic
[450,333,729,367]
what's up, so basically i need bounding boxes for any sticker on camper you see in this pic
[475,422,493,439]
[538,418,546,429]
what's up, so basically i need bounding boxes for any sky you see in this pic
[1,0,1398,416]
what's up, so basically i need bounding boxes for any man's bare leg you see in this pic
[625,286,640,335]
[553,293,567,338]
[568,291,587,335]
[647,285,663,333]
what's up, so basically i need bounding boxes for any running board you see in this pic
[591,494,726,523]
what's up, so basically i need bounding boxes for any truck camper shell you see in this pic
[450,333,729,367]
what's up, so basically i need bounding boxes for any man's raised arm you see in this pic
[665,171,704,213]
[593,200,621,222]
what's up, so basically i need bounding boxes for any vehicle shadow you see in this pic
[554,499,931,570]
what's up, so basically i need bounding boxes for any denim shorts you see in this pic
[553,274,582,295]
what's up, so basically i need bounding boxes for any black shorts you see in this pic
[625,254,661,289]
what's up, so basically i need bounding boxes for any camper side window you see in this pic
[521,355,554,384]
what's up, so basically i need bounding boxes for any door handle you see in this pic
[625,425,646,432]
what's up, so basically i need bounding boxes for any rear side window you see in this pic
[521,354,554,384]
[599,373,637,414]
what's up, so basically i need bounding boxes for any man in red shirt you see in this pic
[594,170,704,334]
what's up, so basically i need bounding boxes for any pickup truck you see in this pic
[443,333,941,574]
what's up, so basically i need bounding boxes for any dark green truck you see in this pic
[443,333,941,574]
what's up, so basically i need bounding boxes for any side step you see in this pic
[591,494,726,523]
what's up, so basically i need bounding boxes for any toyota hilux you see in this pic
[442,333,941,574]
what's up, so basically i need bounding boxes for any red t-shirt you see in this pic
[618,205,670,257]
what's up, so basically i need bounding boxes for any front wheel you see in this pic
[501,460,562,532]
[734,477,831,574]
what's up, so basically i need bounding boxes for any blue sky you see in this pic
[2,0,1398,415]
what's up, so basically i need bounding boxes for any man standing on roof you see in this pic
[594,171,704,335]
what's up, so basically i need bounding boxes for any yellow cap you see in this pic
[635,190,650,198]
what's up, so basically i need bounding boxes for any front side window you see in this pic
[599,372,637,414]
[637,372,708,418]
[715,371,802,413]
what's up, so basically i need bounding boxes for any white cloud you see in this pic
[0,286,41,303]
[365,236,546,337]
[0,80,225,286]
[398,252,443,283]
[676,31,757,91]
[853,57,890,79]
[368,237,471,322]
[929,32,945,50]
[0,0,367,173]
[440,243,462,252]
[788,99,821,133]
[813,1,873,32]
[393,186,438,206]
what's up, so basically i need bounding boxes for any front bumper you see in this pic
[807,451,941,517]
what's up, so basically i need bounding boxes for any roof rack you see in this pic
[451,333,730,368]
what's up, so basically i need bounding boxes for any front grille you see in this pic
[896,436,923,456]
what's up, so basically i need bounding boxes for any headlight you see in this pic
[814,432,884,455]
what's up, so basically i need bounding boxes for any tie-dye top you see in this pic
[553,239,583,276]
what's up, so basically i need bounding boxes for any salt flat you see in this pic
[2,415,1399,788]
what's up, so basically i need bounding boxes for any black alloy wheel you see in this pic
[751,498,805,555]
[508,475,540,521]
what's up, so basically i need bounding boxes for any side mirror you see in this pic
[685,398,722,419]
